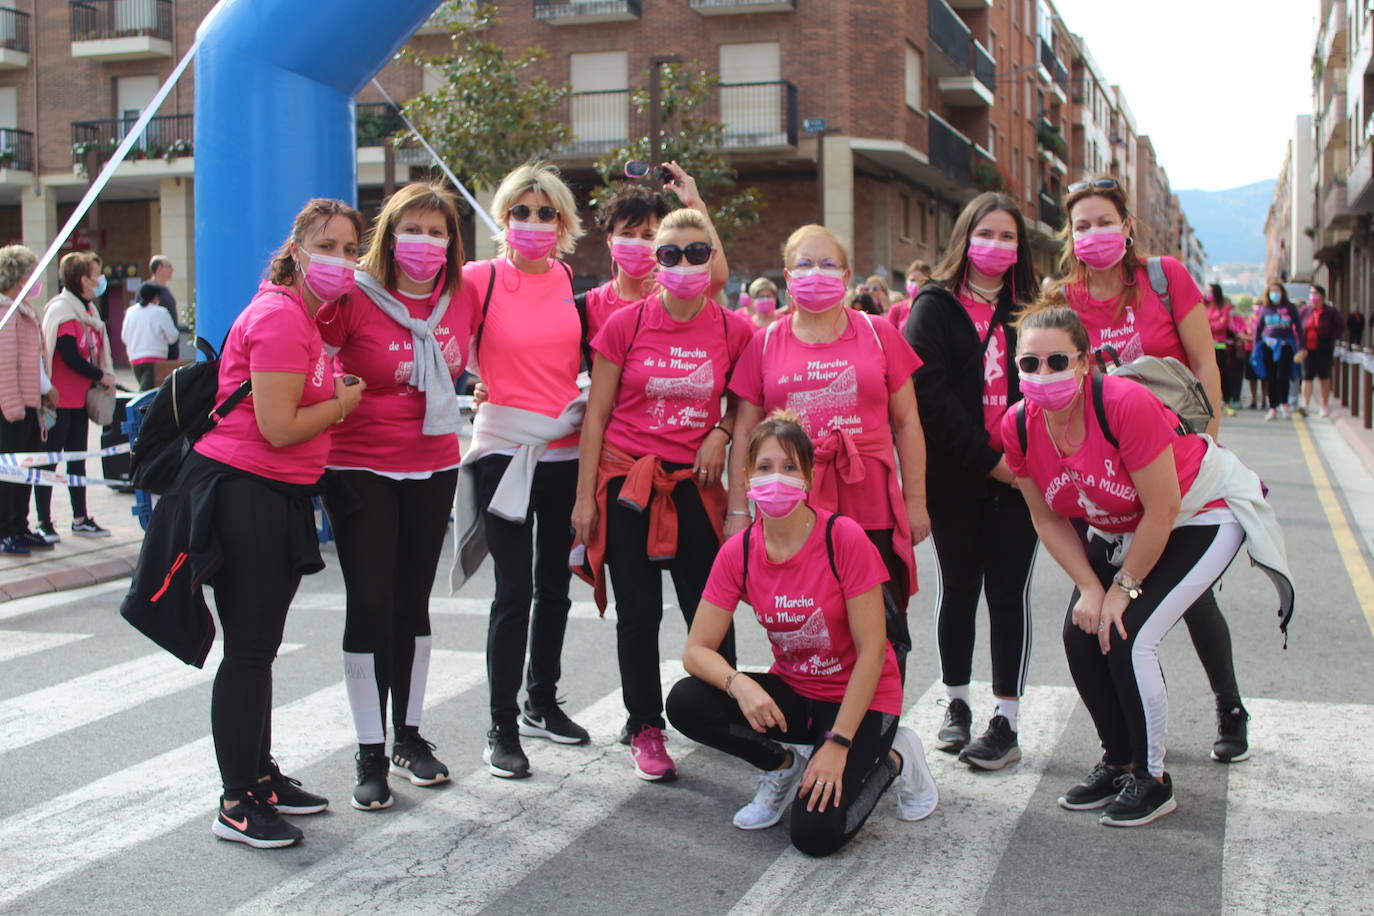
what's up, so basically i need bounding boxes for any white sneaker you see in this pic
[733,745,807,830]
[1280,404,1291,419]
[892,726,939,821]
[1264,408,1276,421]
[1320,406,1332,418]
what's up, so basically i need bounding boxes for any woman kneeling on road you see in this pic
[666,411,937,858]
[1002,306,1292,828]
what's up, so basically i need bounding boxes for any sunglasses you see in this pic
[655,241,714,267]
[1017,351,1081,374]
[1067,178,1120,194]
[510,204,559,223]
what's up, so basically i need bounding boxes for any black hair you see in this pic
[598,185,671,235]
[1312,283,1327,296]
[137,282,162,304]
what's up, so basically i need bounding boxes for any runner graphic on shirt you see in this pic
[767,607,842,676]
[644,358,714,430]
[785,365,859,434]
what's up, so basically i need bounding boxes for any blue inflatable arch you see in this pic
[193,0,443,347]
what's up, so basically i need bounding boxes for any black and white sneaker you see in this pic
[1058,760,1129,810]
[1212,703,1251,763]
[485,724,531,779]
[1100,771,1177,827]
[959,715,1021,770]
[35,521,60,544]
[352,747,394,811]
[256,758,328,814]
[936,698,972,753]
[392,729,451,786]
[519,701,590,745]
[211,794,303,849]
[70,517,110,538]
[18,530,53,551]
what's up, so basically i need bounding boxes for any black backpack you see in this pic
[129,335,251,494]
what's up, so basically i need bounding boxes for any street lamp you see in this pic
[648,55,682,174]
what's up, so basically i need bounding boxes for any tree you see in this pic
[399,0,571,192]
[590,62,763,244]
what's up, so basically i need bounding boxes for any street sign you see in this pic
[802,118,828,134]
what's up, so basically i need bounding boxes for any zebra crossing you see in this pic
[0,574,1370,916]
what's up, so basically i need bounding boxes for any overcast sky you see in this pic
[1050,0,1318,192]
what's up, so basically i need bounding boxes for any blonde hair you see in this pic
[490,161,584,257]
[360,182,464,296]
[0,245,38,294]
[782,224,850,270]
[747,277,778,298]
[653,207,709,244]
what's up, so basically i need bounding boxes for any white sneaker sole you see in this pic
[961,745,1022,771]
[211,817,300,848]
[71,529,111,538]
[350,794,395,811]
[1099,795,1178,827]
[272,801,328,815]
[1210,748,1251,763]
[733,808,786,830]
[1057,793,1116,811]
[518,719,588,745]
[483,746,531,779]
[633,759,678,782]
[391,762,450,787]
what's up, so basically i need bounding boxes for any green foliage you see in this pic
[399,0,571,192]
[973,160,1005,192]
[589,62,762,244]
[1233,294,1254,314]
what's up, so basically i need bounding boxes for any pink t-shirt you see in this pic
[1000,374,1214,534]
[584,277,661,339]
[886,298,911,332]
[730,310,922,529]
[50,319,98,409]
[702,511,903,715]
[317,283,477,474]
[195,283,335,485]
[1206,303,1234,344]
[591,294,754,465]
[959,294,1011,450]
[463,258,582,451]
[1069,257,1202,367]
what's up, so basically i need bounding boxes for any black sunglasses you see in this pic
[510,204,559,223]
[1067,178,1120,194]
[655,241,714,267]
[1017,351,1080,374]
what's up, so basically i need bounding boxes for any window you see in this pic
[569,51,629,148]
[720,42,782,142]
[918,200,929,244]
[899,193,912,242]
[1027,157,1036,202]
[1013,146,1021,191]
[988,123,997,156]
[0,87,16,130]
[904,43,922,111]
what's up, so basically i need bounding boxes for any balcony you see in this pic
[71,113,192,175]
[70,0,171,61]
[1038,38,1069,102]
[974,41,996,94]
[1321,0,1348,70]
[928,112,972,185]
[533,0,640,25]
[1323,177,1356,230]
[0,127,33,174]
[689,0,795,13]
[557,89,635,156]
[1039,190,1063,230]
[1320,89,1348,151]
[0,6,29,69]
[718,80,798,149]
[946,0,991,7]
[928,0,971,78]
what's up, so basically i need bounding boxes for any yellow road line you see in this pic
[1295,418,1374,640]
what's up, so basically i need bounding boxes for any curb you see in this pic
[1332,414,1374,480]
[0,548,140,602]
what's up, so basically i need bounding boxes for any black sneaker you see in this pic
[936,698,972,753]
[352,746,394,811]
[255,759,328,815]
[211,794,303,849]
[35,521,60,544]
[519,700,590,745]
[618,722,632,746]
[485,723,531,779]
[0,535,29,556]
[71,517,110,538]
[959,715,1021,770]
[1100,771,1177,827]
[17,530,53,551]
[391,729,451,786]
[1212,702,1251,763]
[1057,760,1129,810]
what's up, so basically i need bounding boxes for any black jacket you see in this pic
[904,282,1022,502]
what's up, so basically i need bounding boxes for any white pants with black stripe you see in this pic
[1064,519,1244,777]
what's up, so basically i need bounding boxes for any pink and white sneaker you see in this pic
[630,726,678,782]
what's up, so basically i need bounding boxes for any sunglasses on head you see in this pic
[655,241,714,267]
[1067,178,1120,195]
[1017,352,1080,374]
[510,204,559,223]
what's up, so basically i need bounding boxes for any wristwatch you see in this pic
[1113,570,1144,600]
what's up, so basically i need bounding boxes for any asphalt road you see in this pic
[0,408,1371,915]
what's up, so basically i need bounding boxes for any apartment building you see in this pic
[1263,114,1315,286]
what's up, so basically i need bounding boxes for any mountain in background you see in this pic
[1176,179,1277,267]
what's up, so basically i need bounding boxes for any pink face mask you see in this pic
[753,296,778,315]
[1019,368,1082,411]
[1310,293,1324,308]
[610,237,657,279]
[746,473,807,518]
[393,233,448,283]
[506,220,558,261]
[301,251,356,302]
[1073,227,1127,270]
[905,281,919,298]
[656,263,711,301]
[788,267,847,313]
[968,238,1018,277]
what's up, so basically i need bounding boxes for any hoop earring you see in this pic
[1125,236,1134,247]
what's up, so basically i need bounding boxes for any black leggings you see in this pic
[666,673,898,858]
[1261,343,1295,408]
[1063,524,1244,777]
[862,528,913,679]
[1215,346,1243,405]
[474,454,577,725]
[0,408,42,538]
[930,483,1039,698]
[208,474,305,797]
[604,472,733,732]
[34,406,88,523]
[326,468,458,745]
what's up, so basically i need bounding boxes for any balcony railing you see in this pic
[1038,190,1063,230]
[0,127,33,171]
[689,0,795,11]
[357,102,405,147]
[1039,38,1068,91]
[0,6,30,53]
[69,0,172,42]
[929,0,971,75]
[974,40,995,93]
[929,113,971,184]
[558,89,637,156]
[72,113,192,163]
[533,0,641,23]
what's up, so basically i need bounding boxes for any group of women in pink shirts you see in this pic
[132,160,1290,855]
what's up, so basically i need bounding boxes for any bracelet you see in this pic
[724,671,742,698]
[711,423,733,444]
[333,397,346,425]
[727,510,752,517]
[823,730,853,749]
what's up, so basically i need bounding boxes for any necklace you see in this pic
[1044,397,1086,455]
[965,280,1002,303]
